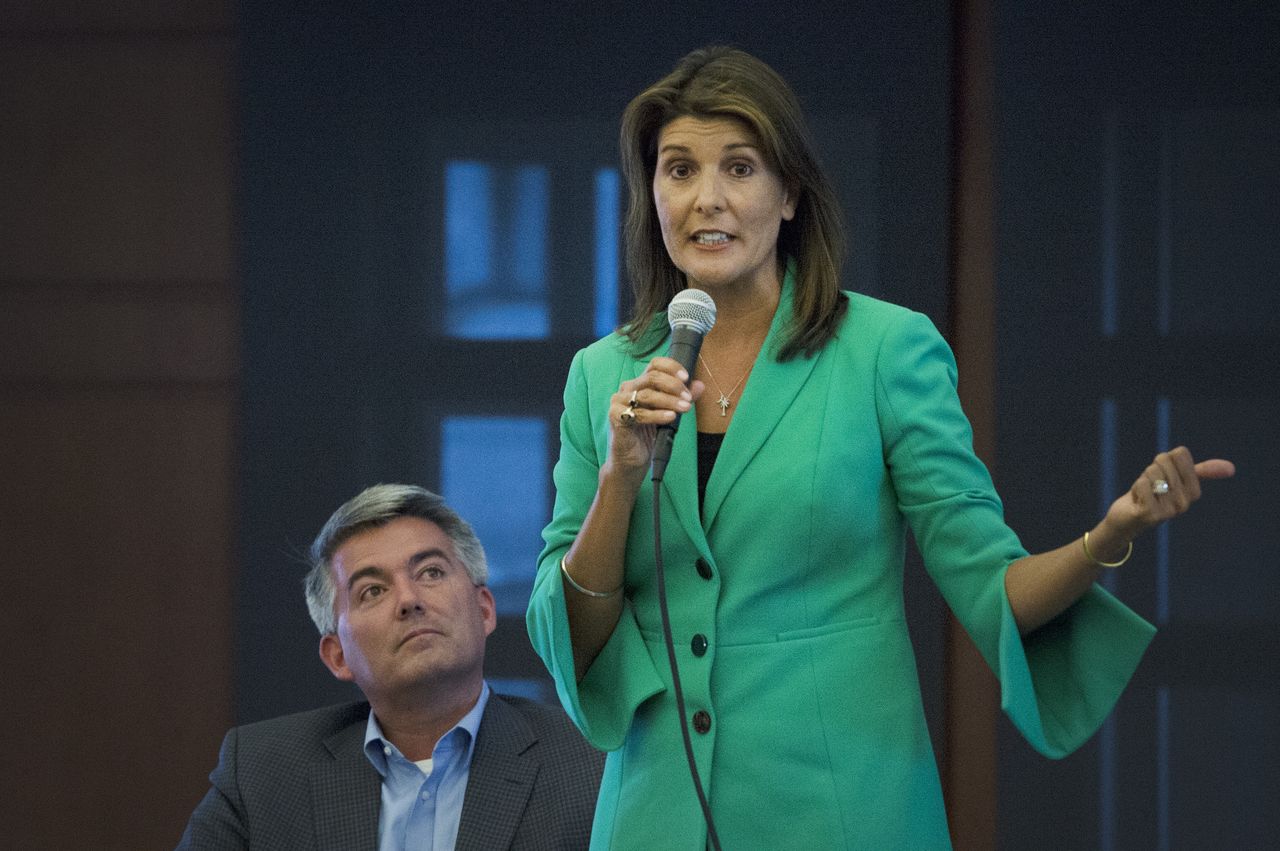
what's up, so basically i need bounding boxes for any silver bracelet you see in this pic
[560,556,622,599]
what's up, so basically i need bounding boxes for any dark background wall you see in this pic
[992,5,1279,848]
[1,1,1273,848]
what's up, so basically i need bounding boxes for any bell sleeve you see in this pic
[526,347,665,751]
[875,310,1156,758]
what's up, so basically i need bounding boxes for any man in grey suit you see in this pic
[179,484,603,850]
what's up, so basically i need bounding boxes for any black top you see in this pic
[697,431,725,513]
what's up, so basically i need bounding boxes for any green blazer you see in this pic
[527,272,1154,850]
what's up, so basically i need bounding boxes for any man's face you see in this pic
[318,516,495,704]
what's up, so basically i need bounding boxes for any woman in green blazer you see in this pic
[526,47,1232,850]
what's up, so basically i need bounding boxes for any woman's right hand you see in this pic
[607,356,704,475]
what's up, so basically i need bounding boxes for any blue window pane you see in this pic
[444,160,549,339]
[594,167,621,337]
[444,161,493,294]
[512,166,549,293]
[441,416,547,614]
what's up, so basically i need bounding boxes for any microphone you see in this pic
[651,288,716,482]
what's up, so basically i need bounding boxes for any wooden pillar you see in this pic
[943,0,1000,847]
[0,4,237,846]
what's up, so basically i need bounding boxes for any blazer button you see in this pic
[692,710,712,734]
[691,634,708,657]
[695,558,713,580]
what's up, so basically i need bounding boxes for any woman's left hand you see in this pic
[1008,446,1236,633]
[1103,446,1235,542]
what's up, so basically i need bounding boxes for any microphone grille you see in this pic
[667,288,717,334]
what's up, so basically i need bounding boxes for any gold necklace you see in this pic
[698,355,750,417]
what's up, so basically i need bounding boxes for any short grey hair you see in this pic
[304,484,488,635]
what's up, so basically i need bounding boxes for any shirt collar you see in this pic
[362,681,491,778]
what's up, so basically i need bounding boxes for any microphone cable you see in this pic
[651,481,724,851]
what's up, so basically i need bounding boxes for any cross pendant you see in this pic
[717,394,731,416]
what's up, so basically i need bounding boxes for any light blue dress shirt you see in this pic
[363,682,490,851]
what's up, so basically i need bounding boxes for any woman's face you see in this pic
[653,115,796,298]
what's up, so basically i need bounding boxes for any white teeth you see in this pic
[693,232,730,245]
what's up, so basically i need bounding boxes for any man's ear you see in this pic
[319,633,354,682]
[477,585,497,638]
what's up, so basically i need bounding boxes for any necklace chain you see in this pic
[699,355,749,417]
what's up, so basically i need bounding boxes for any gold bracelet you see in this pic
[1082,531,1133,568]
[560,556,622,598]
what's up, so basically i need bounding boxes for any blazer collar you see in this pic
[455,695,539,851]
[306,697,536,851]
[313,706,381,851]
[698,268,819,533]
[645,266,819,552]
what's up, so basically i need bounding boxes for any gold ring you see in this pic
[618,389,641,427]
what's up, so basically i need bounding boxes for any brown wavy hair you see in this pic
[618,46,847,361]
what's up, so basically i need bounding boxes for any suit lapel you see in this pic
[702,272,819,532]
[659,378,710,555]
[455,696,539,851]
[313,711,381,851]
[618,338,712,560]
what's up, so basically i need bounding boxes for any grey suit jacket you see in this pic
[177,693,603,850]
